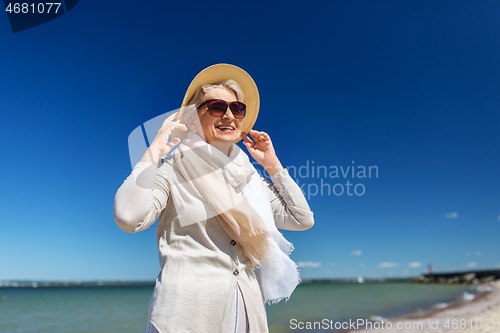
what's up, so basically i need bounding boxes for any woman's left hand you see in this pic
[242,130,284,177]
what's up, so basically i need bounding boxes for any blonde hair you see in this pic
[190,79,244,106]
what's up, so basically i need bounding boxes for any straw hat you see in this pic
[172,64,260,141]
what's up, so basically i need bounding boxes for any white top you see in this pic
[113,156,314,333]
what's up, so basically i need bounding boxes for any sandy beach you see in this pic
[355,281,500,333]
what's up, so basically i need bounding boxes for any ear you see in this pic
[186,116,198,133]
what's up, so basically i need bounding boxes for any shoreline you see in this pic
[351,280,500,333]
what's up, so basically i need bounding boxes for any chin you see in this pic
[212,131,241,143]
[214,137,239,143]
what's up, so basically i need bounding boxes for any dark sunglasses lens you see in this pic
[206,100,227,116]
[229,102,246,118]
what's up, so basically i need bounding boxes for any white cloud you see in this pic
[446,212,459,218]
[465,251,471,256]
[476,251,482,256]
[408,262,422,268]
[496,263,500,268]
[350,250,362,256]
[467,262,477,268]
[329,263,335,267]
[297,261,322,268]
[379,262,399,268]
[498,215,500,221]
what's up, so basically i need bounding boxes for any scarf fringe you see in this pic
[264,268,302,305]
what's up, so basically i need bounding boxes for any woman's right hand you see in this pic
[139,112,187,165]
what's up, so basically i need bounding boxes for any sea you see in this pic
[0,281,476,333]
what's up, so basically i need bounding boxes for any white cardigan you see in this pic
[113,156,314,333]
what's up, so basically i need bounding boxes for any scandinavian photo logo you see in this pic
[254,160,379,199]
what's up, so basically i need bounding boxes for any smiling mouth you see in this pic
[216,125,235,132]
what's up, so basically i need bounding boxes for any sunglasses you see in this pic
[197,99,246,119]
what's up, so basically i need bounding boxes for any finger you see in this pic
[249,129,268,142]
[168,138,181,146]
[163,121,187,136]
[168,121,187,131]
[242,136,255,147]
[258,132,270,141]
[257,134,271,145]
[249,129,267,135]
[243,133,254,145]
[248,129,261,139]
[161,112,179,128]
[167,112,179,123]
[242,132,255,144]
[243,140,255,153]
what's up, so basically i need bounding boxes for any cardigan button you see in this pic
[233,270,239,276]
[231,240,236,246]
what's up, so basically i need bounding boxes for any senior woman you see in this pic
[113,64,314,333]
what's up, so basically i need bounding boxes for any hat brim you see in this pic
[172,64,259,142]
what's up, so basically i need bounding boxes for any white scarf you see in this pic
[172,133,300,304]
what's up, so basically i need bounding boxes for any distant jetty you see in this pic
[412,269,500,285]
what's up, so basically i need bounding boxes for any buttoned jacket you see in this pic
[114,156,314,333]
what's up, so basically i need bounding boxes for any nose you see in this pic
[222,107,235,120]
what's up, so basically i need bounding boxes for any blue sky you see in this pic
[1,0,499,281]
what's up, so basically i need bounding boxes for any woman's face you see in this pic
[195,87,243,144]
